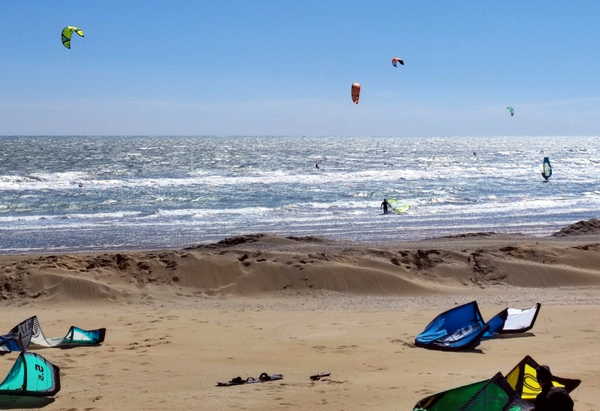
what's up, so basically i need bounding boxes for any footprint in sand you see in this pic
[336,344,358,352]
[128,336,171,351]
[389,338,415,348]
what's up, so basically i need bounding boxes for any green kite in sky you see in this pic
[61,26,85,49]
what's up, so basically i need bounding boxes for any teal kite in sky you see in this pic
[61,26,85,49]
[506,106,515,117]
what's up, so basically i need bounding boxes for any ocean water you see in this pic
[0,135,598,254]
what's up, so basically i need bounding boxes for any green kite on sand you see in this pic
[414,373,533,410]
[414,355,581,409]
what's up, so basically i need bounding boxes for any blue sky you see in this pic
[2,1,600,136]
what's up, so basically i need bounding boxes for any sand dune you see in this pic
[3,233,600,303]
[553,218,600,237]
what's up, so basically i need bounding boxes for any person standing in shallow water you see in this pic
[381,199,390,214]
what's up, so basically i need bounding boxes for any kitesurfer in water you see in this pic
[535,365,574,411]
[381,198,390,214]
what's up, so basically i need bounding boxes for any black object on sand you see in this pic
[310,372,331,381]
[217,373,283,387]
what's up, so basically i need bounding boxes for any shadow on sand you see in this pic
[0,396,55,409]
[493,332,536,340]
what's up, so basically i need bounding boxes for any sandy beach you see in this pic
[1,227,600,410]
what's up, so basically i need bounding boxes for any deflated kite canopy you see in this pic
[505,355,581,401]
[483,303,541,339]
[0,316,35,352]
[61,26,85,49]
[0,352,60,397]
[415,301,488,351]
[0,316,105,354]
[413,372,533,411]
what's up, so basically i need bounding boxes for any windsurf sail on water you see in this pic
[0,316,105,354]
[541,157,552,181]
[387,199,410,214]
[0,352,60,396]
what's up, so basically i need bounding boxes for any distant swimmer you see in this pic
[315,161,320,169]
[473,151,477,157]
[381,198,390,215]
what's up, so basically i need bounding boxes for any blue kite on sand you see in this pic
[415,301,488,350]
[415,301,541,350]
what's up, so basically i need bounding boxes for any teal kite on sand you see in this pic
[0,316,106,353]
[0,352,60,396]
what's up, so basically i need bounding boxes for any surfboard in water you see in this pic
[541,157,552,181]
